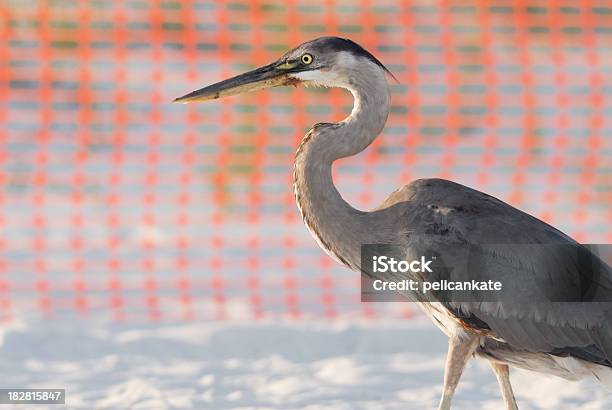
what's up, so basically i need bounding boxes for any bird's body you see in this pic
[176,36,612,409]
[380,178,612,383]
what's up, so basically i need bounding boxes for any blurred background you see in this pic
[0,0,611,324]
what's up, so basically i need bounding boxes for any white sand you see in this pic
[0,315,610,409]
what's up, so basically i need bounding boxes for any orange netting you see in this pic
[0,0,610,322]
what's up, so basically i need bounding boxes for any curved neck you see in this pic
[293,67,391,269]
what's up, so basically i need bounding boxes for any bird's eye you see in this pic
[301,54,313,65]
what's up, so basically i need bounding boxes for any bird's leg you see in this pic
[489,361,518,410]
[438,334,479,410]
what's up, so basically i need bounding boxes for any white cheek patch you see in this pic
[291,70,325,82]
[291,70,343,88]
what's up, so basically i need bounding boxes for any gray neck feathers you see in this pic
[293,63,391,269]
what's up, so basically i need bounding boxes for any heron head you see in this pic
[173,36,395,103]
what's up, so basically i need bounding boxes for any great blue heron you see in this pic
[175,37,612,409]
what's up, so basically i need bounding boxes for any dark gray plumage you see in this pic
[175,36,612,410]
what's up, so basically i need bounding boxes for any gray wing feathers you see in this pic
[391,178,612,364]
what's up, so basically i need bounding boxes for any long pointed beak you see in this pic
[173,62,301,104]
